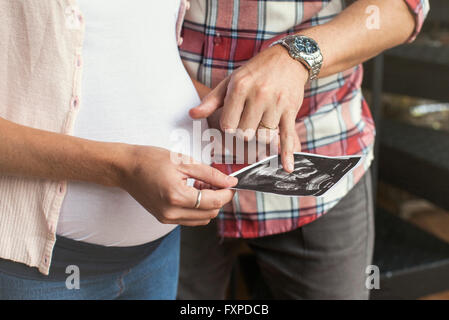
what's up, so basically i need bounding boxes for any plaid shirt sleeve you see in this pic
[404,0,430,42]
[180,0,429,239]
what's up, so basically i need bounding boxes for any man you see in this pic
[178,0,429,299]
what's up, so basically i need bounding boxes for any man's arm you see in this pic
[189,0,422,172]
[299,0,416,78]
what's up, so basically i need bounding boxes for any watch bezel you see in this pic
[271,34,323,80]
[284,36,321,68]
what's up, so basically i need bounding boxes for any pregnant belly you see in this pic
[57,181,177,247]
[57,94,208,246]
[57,113,208,247]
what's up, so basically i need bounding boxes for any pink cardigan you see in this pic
[0,0,188,275]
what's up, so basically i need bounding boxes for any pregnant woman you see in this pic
[0,0,236,299]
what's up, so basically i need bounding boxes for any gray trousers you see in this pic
[178,172,374,300]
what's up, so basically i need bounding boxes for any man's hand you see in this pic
[120,146,237,226]
[189,45,307,172]
[191,79,276,165]
[188,0,418,173]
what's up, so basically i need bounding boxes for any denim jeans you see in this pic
[0,227,180,300]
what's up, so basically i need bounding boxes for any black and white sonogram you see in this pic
[230,153,362,197]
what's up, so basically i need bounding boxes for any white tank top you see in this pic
[57,0,207,246]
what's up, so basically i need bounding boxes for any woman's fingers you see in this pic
[159,185,234,225]
[162,207,220,223]
[179,187,235,211]
[175,219,212,227]
[166,165,236,210]
[159,209,216,226]
[159,201,224,224]
[180,163,238,188]
[193,180,212,190]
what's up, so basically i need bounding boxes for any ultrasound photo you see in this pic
[230,153,362,197]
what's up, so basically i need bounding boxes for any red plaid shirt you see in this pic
[180,0,429,238]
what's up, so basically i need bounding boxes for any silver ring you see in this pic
[194,190,202,209]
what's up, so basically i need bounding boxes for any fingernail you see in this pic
[189,108,198,116]
[224,128,236,134]
[227,176,238,184]
[286,161,294,172]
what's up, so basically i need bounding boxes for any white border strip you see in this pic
[229,152,364,197]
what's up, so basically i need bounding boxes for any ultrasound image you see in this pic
[231,153,361,196]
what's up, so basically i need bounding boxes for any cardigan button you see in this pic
[76,55,82,68]
[65,6,82,30]
[70,96,79,110]
[58,183,65,194]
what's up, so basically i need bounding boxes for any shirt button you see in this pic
[214,33,222,45]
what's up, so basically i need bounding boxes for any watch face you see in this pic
[293,37,318,55]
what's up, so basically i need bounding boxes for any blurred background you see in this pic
[228,0,449,300]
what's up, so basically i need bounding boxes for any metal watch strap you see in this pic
[270,36,323,81]
[307,52,323,80]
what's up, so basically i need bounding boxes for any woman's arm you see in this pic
[0,116,237,226]
[0,116,125,186]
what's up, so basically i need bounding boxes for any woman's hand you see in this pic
[0,116,234,226]
[189,45,307,172]
[119,145,238,226]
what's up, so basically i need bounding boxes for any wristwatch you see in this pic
[270,35,323,81]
